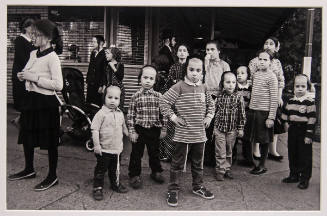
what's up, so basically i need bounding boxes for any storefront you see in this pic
[7,6,294,107]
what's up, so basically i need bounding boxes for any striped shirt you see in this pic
[249,70,278,120]
[127,88,166,135]
[281,94,316,139]
[214,91,246,132]
[237,81,252,109]
[160,79,215,143]
[249,57,285,89]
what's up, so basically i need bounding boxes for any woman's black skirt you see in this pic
[18,91,60,150]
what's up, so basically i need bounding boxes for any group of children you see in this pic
[9,27,317,207]
[89,39,316,207]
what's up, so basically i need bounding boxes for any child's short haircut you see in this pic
[256,49,274,60]
[182,55,206,83]
[235,65,251,80]
[219,71,238,93]
[206,40,220,51]
[294,74,312,90]
[102,85,121,103]
[137,65,159,85]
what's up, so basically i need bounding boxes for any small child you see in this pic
[235,66,254,167]
[281,74,316,189]
[160,56,215,207]
[214,71,246,181]
[91,86,129,201]
[248,50,278,175]
[127,65,167,189]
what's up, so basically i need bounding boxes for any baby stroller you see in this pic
[59,67,99,151]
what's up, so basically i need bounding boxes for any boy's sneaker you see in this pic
[93,187,103,201]
[112,184,128,193]
[282,175,299,183]
[192,186,215,199]
[216,173,224,181]
[224,171,234,179]
[150,172,165,184]
[167,191,178,207]
[34,177,58,191]
[129,176,142,189]
[8,170,36,181]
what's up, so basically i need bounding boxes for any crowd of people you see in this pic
[9,18,317,208]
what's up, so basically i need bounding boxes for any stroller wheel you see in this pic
[85,139,94,152]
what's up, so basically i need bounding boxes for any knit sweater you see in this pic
[23,49,63,95]
[160,79,215,143]
[249,70,278,120]
[281,94,316,139]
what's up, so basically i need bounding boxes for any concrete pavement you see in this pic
[6,104,321,211]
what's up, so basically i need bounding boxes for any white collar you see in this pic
[238,81,250,88]
[184,77,202,86]
[20,33,32,42]
[294,93,309,102]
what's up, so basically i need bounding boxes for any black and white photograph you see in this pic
[1,0,326,215]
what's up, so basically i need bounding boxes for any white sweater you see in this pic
[23,50,63,95]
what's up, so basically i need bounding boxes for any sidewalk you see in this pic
[6,104,320,211]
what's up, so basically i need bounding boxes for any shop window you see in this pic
[116,7,145,65]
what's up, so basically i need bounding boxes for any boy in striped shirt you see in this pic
[281,74,316,189]
[160,56,215,207]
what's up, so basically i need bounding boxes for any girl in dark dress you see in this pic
[102,47,125,111]
[11,17,35,125]
[9,19,63,191]
[86,35,106,106]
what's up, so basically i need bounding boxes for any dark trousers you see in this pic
[93,152,119,188]
[23,143,58,178]
[128,125,163,177]
[168,142,205,191]
[288,124,312,181]
[86,83,102,106]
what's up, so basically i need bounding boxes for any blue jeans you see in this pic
[214,129,237,174]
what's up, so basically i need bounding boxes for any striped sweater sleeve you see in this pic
[306,100,317,139]
[160,83,180,119]
[268,74,278,120]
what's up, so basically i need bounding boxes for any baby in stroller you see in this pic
[60,67,99,151]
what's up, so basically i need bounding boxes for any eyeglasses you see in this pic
[32,32,44,38]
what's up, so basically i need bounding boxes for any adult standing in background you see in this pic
[11,17,36,125]
[86,35,106,106]
[159,29,175,69]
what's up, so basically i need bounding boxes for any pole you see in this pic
[302,8,315,80]
[210,9,215,40]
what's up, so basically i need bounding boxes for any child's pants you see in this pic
[128,125,163,177]
[288,124,312,181]
[168,142,205,191]
[214,129,237,174]
[93,152,119,188]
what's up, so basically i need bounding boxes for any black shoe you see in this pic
[282,175,299,183]
[93,187,103,200]
[150,172,165,184]
[34,177,58,191]
[167,191,178,207]
[250,166,267,175]
[112,184,128,193]
[224,171,234,179]
[8,170,36,181]
[129,176,142,189]
[298,180,309,189]
[253,154,261,160]
[268,153,283,161]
